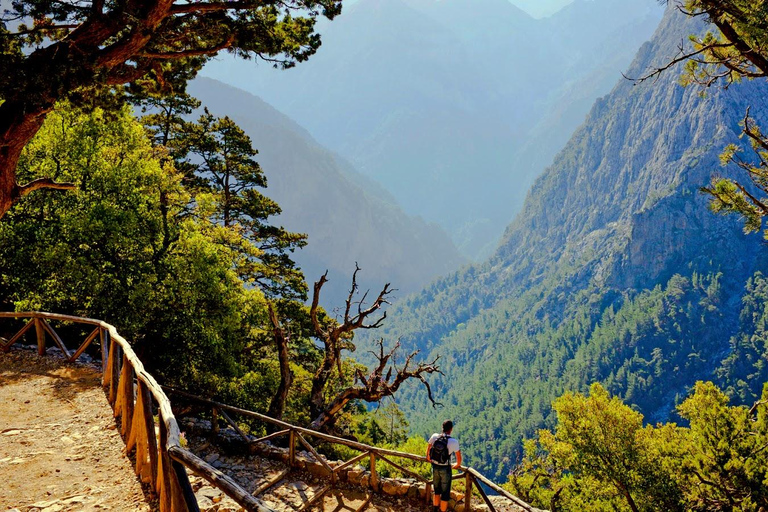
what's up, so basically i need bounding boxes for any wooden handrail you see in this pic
[163,386,432,464]
[1,312,544,512]
[163,386,545,512]
[0,312,276,512]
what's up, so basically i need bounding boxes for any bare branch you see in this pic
[17,178,76,197]
[310,271,329,338]
[748,399,767,418]
[309,338,442,430]
[625,41,734,84]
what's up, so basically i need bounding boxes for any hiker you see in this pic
[426,420,462,512]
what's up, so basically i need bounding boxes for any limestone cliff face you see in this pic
[493,6,767,295]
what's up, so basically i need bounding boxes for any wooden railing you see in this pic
[0,311,543,512]
[163,389,542,512]
[0,312,273,512]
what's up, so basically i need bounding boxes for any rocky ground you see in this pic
[184,432,429,512]
[0,347,154,512]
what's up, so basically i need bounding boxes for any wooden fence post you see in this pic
[211,407,219,437]
[101,329,112,387]
[109,340,121,406]
[117,354,135,440]
[158,420,174,512]
[171,459,200,512]
[100,327,108,372]
[34,317,45,356]
[289,429,296,467]
[465,472,472,512]
[369,452,378,492]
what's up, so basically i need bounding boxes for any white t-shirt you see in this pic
[428,433,460,466]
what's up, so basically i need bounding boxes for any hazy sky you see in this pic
[508,0,575,18]
[342,0,577,19]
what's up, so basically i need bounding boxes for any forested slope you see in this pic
[359,6,768,480]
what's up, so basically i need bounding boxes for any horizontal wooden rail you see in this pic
[163,386,544,512]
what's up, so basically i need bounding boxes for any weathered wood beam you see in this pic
[467,468,538,512]
[369,452,378,492]
[465,471,472,512]
[169,446,277,512]
[249,428,290,447]
[353,494,372,512]
[161,387,433,464]
[296,432,334,477]
[1,319,35,352]
[218,408,249,443]
[474,478,498,512]
[332,451,369,474]
[109,339,121,405]
[69,326,100,362]
[295,484,330,512]
[35,317,45,355]
[252,468,289,498]
[40,319,71,359]
[376,453,428,483]
[171,459,200,512]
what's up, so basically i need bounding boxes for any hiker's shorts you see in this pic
[432,463,452,501]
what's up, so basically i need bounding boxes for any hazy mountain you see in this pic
[201,0,662,259]
[187,78,466,306]
[356,5,768,480]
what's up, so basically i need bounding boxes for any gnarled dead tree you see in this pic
[304,265,442,431]
[309,338,441,431]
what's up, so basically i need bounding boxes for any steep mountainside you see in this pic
[201,0,662,258]
[187,78,465,306]
[358,6,768,480]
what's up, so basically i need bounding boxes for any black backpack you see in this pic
[430,434,451,464]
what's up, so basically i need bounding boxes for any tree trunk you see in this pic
[309,344,336,421]
[309,388,358,431]
[0,101,54,218]
[266,305,292,425]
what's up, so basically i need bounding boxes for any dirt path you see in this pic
[0,348,154,512]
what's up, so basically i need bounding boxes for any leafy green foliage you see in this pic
[0,100,433,442]
[509,382,768,512]
[0,103,266,393]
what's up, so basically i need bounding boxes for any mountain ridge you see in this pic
[356,5,768,480]
[187,78,467,307]
[201,0,663,259]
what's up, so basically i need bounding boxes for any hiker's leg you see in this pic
[434,464,454,511]
[432,464,442,510]
[439,466,452,512]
